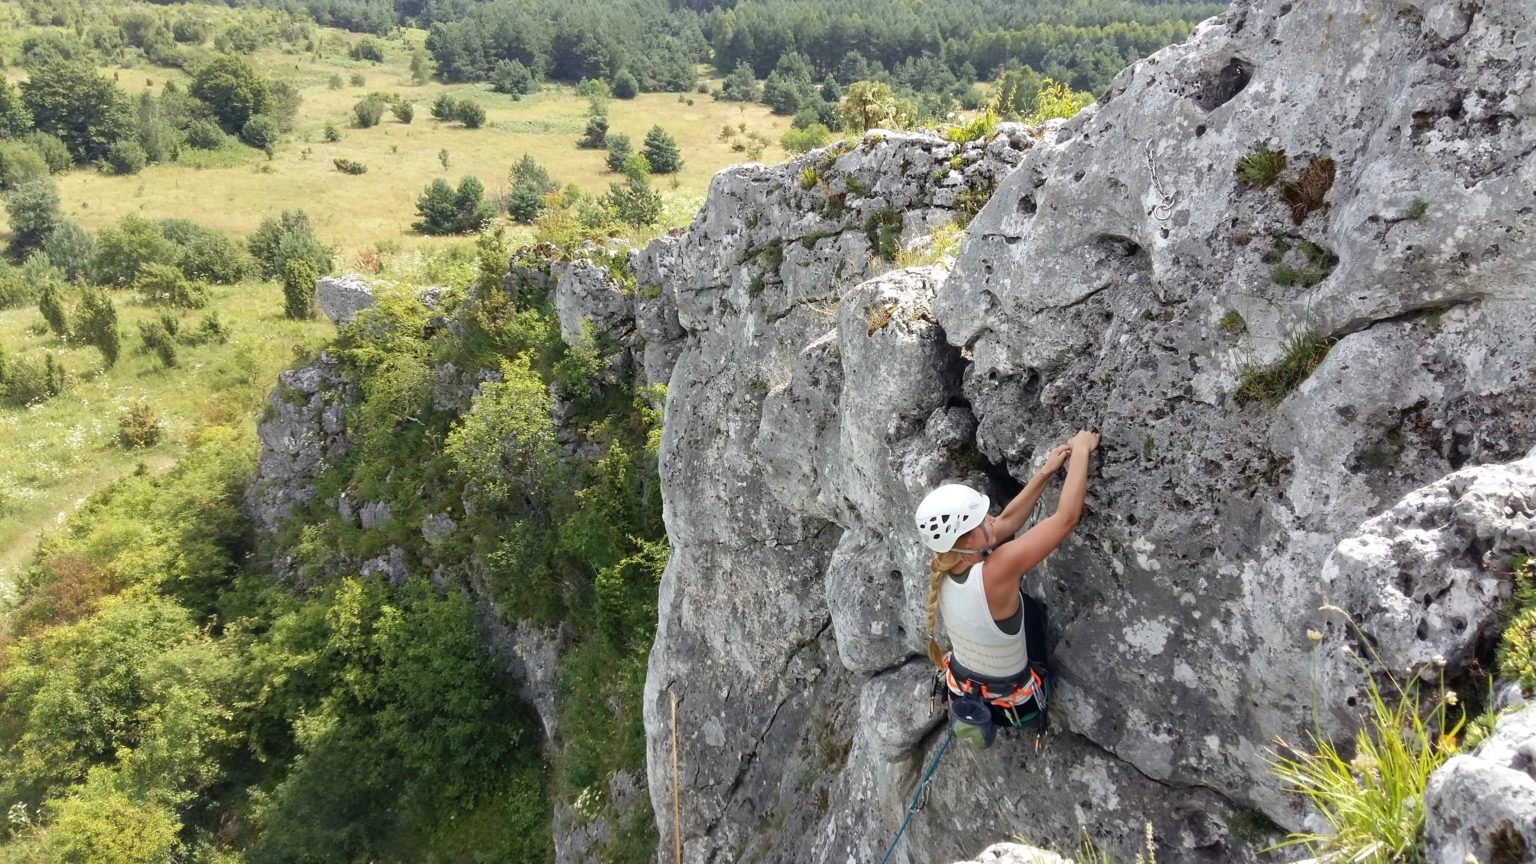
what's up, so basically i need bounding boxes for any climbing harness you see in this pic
[932,655,1051,753]
[875,726,955,864]
[1144,139,1178,224]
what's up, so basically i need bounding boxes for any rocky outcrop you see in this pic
[247,352,353,535]
[1424,704,1536,864]
[315,274,376,326]
[637,0,1536,860]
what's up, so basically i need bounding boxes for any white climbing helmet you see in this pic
[914,484,990,553]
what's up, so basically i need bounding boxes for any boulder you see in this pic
[315,273,376,326]
[1424,704,1536,864]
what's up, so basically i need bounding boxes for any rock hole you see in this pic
[1195,124,1207,137]
[1072,170,1086,182]
[1415,618,1429,640]
[1127,513,1137,526]
[1017,194,1037,216]
[1451,617,1466,633]
[1346,696,1357,707]
[1192,57,1253,112]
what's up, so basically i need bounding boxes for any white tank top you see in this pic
[938,561,1028,678]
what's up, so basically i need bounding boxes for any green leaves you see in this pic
[446,353,556,509]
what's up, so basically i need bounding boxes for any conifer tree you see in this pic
[641,125,681,174]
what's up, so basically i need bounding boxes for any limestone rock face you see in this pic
[246,351,354,535]
[637,0,1536,860]
[1424,705,1536,864]
[315,274,377,326]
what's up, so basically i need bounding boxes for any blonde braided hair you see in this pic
[925,550,965,666]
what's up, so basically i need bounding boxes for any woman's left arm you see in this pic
[993,444,1070,538]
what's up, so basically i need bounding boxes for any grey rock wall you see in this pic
[638,0,1536,860]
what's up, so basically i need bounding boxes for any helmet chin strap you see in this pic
[951,522,996,559]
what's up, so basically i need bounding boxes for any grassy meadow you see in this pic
[49,32,796,265]
[0,281,333,582]
[0,8,800,585]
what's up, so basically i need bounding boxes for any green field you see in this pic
[0,9,801,583]
[0,280,333,583]
[43,33,795,263]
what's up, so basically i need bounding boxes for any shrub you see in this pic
[323,122,341,142]
[90,214,180,286]
[0,140,49,190]
[117,399,163,448]
[5,176,62,262]
[184,311,230,345]
[491,60,533,98]
[507,155,558,224]
[578,114,608,149]
[781,123,832,155]
[104,139,148,175]
[240,114,281,153]
[455,99,486,129]
[350,39,384,63]
[190,54,272,133]
[134,261,209,308]
[138,118,179,165]
[349,71,366,87]
[642,125,681,173]
[430,94,459,121]
[26,131,73,172]
[40,220,93,283]
[414,176,495,235]
[163,221,252,285]
[283,256,317,320]
[334,158,368,175]
[328,73,344,90]
[612,70,639,99]
[38,280,69,337]
[0,262,33,308]
[604,133,632,174]
[2,352,65,406]
[248,210,331,279]
[138,319,178,367]
[182,119,226,150]
[392,100,413,124]
[353,95,388,128]
[718,61,760,102]
[76,288,121,366]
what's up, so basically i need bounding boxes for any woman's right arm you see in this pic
[981,429,1099,601]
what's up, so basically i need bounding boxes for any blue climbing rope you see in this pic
[876,726,955,864]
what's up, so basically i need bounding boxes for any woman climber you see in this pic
[914,428,1099,742]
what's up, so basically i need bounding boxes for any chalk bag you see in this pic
[949,695,995,750]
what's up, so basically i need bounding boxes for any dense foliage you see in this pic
[0,424,549,863]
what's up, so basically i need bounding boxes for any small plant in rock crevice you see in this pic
[1234,141,1288,188]
[1219,310,1247,334]
[1405,198,1429,221]
[1277,156,1336,224]
[1234,328,1335,406]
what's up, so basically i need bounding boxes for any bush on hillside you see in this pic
[25,131,73,173]
[781,123,832,154]
[5,177,62,263]
[353,94,388,128]
[507,155,558,224]
[104,139,148,175]
[40,220,93,284]
[182,119,226,150]
[240,114,281,154]
[414,177,494,235]
[76,288,122,366]
[134,261,209,309]
[392,100,413,124]
[158,220,253,285]
[283,257,317,320]
[334,158,368,175]
[491,60,533,98]
[248,210,332,280]
[604,134,632,173]
[1,352,66,406]
[350,39,385,63]
[455,99,486,129]
[430,94,459,121]
[90,214,180,287]
[37,279,69,338]
[612,70,639,99]
[117,399,163,448]
[0,140,49,190]
[641,125,682,173]
[577,114,607,149]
